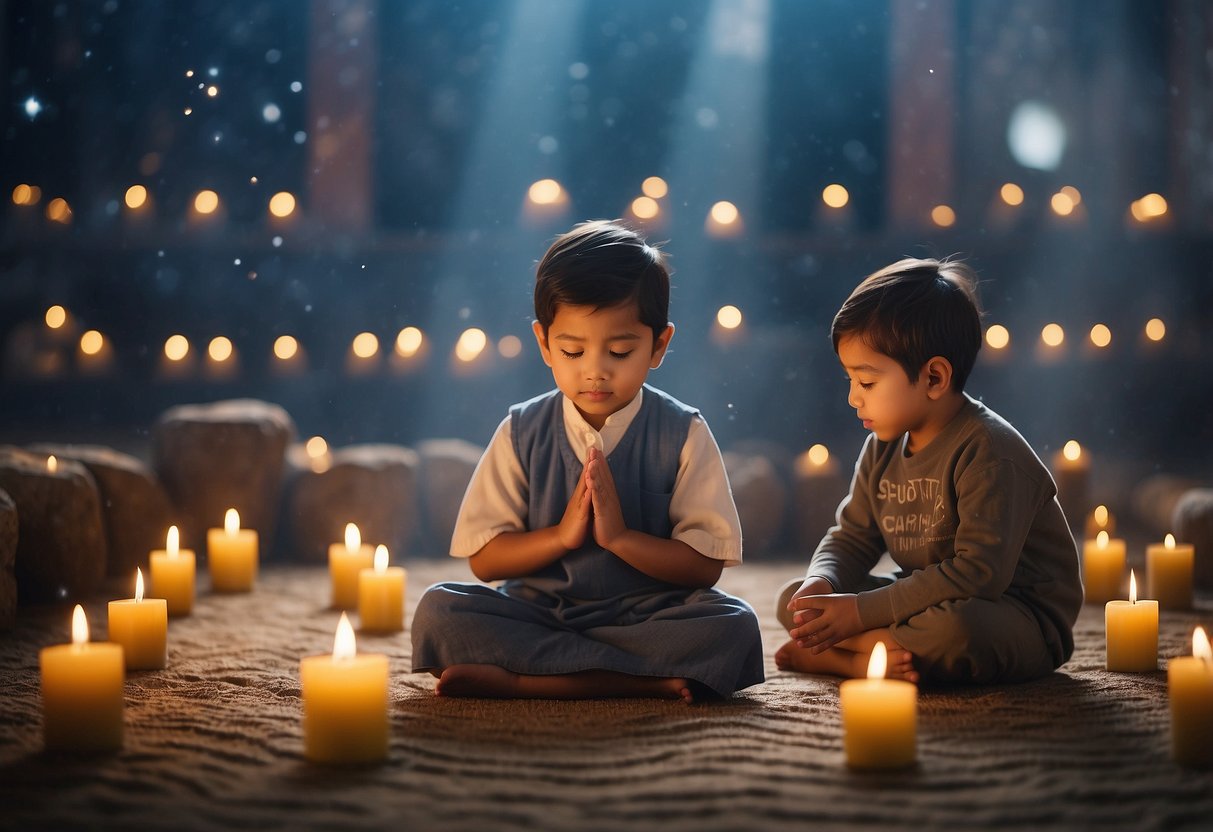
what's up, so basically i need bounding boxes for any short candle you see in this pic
[330,522,374,610]
[107,567,168,670]
[1169,626,1213,768]
[358,544,406,633]
[1146,534,1194,610]
[207,508,258,592]
[149,525,196,616]
[839,642,917,769]
[1082,530,1126,605]
[300,612,389,765]
[1105,571,1159,672]
[40,605,125,752]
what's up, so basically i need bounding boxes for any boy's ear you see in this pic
[649,323,675,369]
[923,355,953,399]
[531,320,554,367]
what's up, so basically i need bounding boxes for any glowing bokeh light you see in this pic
[631,196,659,219]
[455,328,488,362]
[807,444,830,466]
[124,184,148,210]
[45,305,67,330]
[1007,100,1066,171]
[80,330,104,356]
[396,327,424,357]
[1050,192,1075,216]
[1060,185,1082,205]
[641,176,668,199]
[305,436,329,458]
[46,198,71,223]
[1000,183,1024,206]
[1089,324,1112,348]
[931,205,956,227]
[194,190,219,214]
[352,332,380,359]
[208,336,233,362]
[710,201,739,225]
[12,184,32,205]
[498,335,523,358]
[1145,318,1166,342]
[716,305,743,329]
[273,335,299,360]
[164,334,190,362]
[985,324,1010,350]
[528,179,563,205]
[1063,440,1082,462]
[1041,323,1065,347]
[822,184,849,208]
[268,191,296,218]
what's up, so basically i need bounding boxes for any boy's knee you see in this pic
[900,599,1053,685]
[411,582,464,633]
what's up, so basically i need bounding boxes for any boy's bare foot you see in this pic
[436,664,695,702]
[775,639,919,683]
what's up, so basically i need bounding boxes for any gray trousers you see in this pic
[775,576,1057,685]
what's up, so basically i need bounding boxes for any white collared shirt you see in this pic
[450,388,743,565]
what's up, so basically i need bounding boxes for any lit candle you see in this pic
[1105,571,1159,672]
[299,612,389,764]
[1052,440,1090,528]
[207,508,258,592]
[1083,504,1116,539]
[107,568,168,670]
[149,525,196,616]
[329,523,374,610]
[1082,530,1126,605]
[358,544,406,633]
[40,605,124,752]
[1146,534,1194,610]
[793,444,848,552]
[1169,626,1213,768]
[839,642,917,769]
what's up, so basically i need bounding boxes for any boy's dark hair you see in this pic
[831,257,983,392]
[534,220,670,342]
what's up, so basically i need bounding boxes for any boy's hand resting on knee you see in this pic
[788,592,862,654]
[556,463,592,551]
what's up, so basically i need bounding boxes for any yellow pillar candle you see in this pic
[1105,571,1159,672]
[839,642,917,769]
[1052,439,1090,524]
[300,612,389,764]
[359,544,406,633]
[40,605,124,752]
[107,568,168,670]
[207,508,258,592]
[330,522,374,610]
[1083,504,1116,539]
[149,525,196,616]
[1082,530,1126,605]
[1169,626,1213,768]
[1147,533,1194,610]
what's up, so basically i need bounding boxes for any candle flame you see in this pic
[71,604,88,645]
[808,444,829,466]
[225,508,240,535]
[1164,533,1176,550]
[47,454,58,473]
[1093,505,1108,527]
[1195,627,1211,662]
[1096,530,1109,549]
[167,525,179,558]
[1062,440,1082,462]
[374,544,388,573]
[345,522,361,552]
[1129,570,1137,604]
[333,612,356,660]
[866,641,888,680]
[135,567,144,602]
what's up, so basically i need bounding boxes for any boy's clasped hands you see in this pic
[787,578,864,654]
[556,446,629,554]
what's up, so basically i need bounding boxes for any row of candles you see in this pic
[39,516,405,764]
[35,508,1211,770]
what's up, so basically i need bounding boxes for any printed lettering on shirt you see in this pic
[876,476,952,553]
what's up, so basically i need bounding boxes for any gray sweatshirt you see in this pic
[809,394,1082,651]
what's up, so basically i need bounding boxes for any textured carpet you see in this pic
[0,560,1210,831]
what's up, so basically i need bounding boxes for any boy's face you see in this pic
[532,302,674,431]
[837,334,932,446]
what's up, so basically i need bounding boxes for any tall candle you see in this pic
[40,605,124,752]
[1082,530,1126,605]
[149,525,196,616]
[1105,571,1159,672]
[207,508,258,592]
[1052,440,1090,529]
[330,523,374,610]
[839,642,917,769]
[1146,533,1194,610]
[107,568,168,670]
[792,444,848,552]
[300,612,389,764]
[1169,626,1213,768]
[359,544,406,633]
